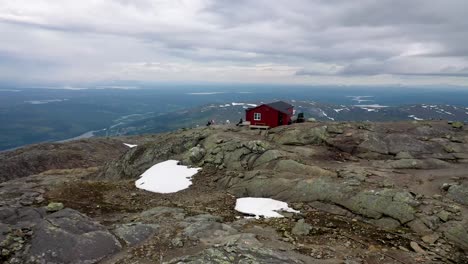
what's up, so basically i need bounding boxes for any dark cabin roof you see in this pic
[245,101,293,114]
[265,101,293,114]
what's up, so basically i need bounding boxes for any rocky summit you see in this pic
[1,121,468,263]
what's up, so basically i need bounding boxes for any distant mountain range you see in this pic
[94,100,468,138]
[2,86,468,151]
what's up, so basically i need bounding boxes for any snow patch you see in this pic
[96,86,139,90]
[361,108,378,112]
[220,102,256,108]
[59,86,89,90]
[135,160,201,194]
[354,104,388,108]
[347,96,374,103]
[433,107,454,115]
[0,89,21,92]
[187,92,225,95]
[25,99,68,104]
[124,143,138,148]
[318,109,334,121]
[408,115,424,121]
[110,122,125,129]
[57,130,99,143]
[235,197,299,218]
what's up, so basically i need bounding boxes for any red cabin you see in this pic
[245,101,294,128]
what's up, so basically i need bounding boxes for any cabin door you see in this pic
[278,112,283,125]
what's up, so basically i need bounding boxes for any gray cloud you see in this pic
[0,0,467,85]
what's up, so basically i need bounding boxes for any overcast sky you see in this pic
[1,0,468,86]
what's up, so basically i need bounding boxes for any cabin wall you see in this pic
[282,112,291,125]
[283,107,293,125]
[246,105,280,127]
[246,105,293,128]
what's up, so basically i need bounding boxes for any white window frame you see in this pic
[253,113,261,121]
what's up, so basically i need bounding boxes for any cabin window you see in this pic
[254,113,261,120]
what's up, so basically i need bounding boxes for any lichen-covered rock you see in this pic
[140,207,186,221]
[358,133,389,154]
[228,177,297,198]
[46,202,64,212]
[395,152,414,159]
[452,121,464,129]
[252,150,286,167]
[229,176,415,223]
[437,210,451,222]
[443,221,468,251]
[0,207,46,229]
[447,184,468,205]
[291,219,312,236]
[0,138,128,183]
[273,125,328,146]
[385,134,437,155]
[273,160,335,177]
[379,158,449,169]
[200,138,272,170]
[421,233,440,244]
[113,223,158,246]
[344,189,416,223]
[0,223,8,242]
[244,140,270,153]
[189,146,206,163]
[166,245,303,264]
[371,217,401,230]
[326,125,344,134]
[101,129,208,179]
[337,166,371,181]
[406,219,433,236]
[181,215,236,241]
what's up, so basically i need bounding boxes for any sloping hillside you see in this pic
[1,121,467,263]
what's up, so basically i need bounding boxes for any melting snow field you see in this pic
[234,197,300,218]
[123,143,138,148]
[135,160,201,193]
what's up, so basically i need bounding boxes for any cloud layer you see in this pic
[1,0,468,85]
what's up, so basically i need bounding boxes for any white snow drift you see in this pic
[135,160,201,194]
[123,143,138,148]
[234,197,300,218]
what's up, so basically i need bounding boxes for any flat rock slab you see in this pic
[0,207,46,228]
[29,208,122,264]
